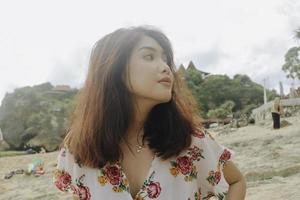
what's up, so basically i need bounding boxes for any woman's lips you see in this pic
[159,81,171,86]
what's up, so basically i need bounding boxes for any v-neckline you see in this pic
[118,154,157,200]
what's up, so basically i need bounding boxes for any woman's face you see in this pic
[126,36,174,104]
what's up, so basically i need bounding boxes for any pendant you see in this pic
[136,145,143,153]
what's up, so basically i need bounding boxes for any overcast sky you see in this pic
[0,0,300,105]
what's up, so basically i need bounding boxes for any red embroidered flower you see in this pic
[220,149,231,163]
[75,185,92,200]
[188,146,204,161]
[105,165,121,185]
[146,182,162,198]
[192,129,205,139]
[203,191,215,199]
[214,171,221,184]
[176,156,192,175]
[206,170,221,186]
[136,171,162,199]
[54,170,72,191]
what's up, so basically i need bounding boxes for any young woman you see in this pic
[53,26,246,200]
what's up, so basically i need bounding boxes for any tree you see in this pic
[183,70,267,118]
[207,100,235,119]
[282,47,300,80]
[282,27,300,80]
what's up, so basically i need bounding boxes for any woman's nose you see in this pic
[161,62,171,75]
[162,67,170,75]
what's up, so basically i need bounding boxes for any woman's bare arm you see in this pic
[223,161,246,200]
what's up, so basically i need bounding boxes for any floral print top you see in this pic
[53,128,234,200]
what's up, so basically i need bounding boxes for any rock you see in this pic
[280,120,292,128]
[27,135,62,152]
[231,118,249,128]
[284,111,292,117]
[238,120,248,127]
[209,123,219,129]
[0,82,77,152]
[248,118,255,124]
[231,119,240,128]
[26,148,36,154]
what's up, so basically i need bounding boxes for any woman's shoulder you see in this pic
[165,127,234,195]
[190,126,218,146]
[189,127,234,168]
[53,147,94,198]
[190,127,234,194]
[57,146,75,165]
[55,147,74,176]
[167,127,233,169]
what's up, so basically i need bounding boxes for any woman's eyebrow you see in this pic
[138,46,165,54]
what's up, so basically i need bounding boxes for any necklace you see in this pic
[135,128,145,153]
[124,127,146,153]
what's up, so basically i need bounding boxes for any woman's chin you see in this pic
[148,93,172,105]
[158,95,172,103]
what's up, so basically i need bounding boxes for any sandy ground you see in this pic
[0,115,299,200]
[212,115,300,200]
[0,151,72,200]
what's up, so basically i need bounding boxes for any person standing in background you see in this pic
[271,97,284,129]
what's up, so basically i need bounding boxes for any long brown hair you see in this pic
[64,26,202,168]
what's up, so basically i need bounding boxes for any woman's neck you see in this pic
[125,97,155,145]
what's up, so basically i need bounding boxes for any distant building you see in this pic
[52,85,71,92]
[45,85,72,95]
[177,61,211,79]
[289,86,300,98]
[177,64,186,79]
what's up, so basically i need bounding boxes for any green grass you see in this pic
[0,151,27,157]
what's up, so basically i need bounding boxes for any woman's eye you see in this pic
[144,54,154,60]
